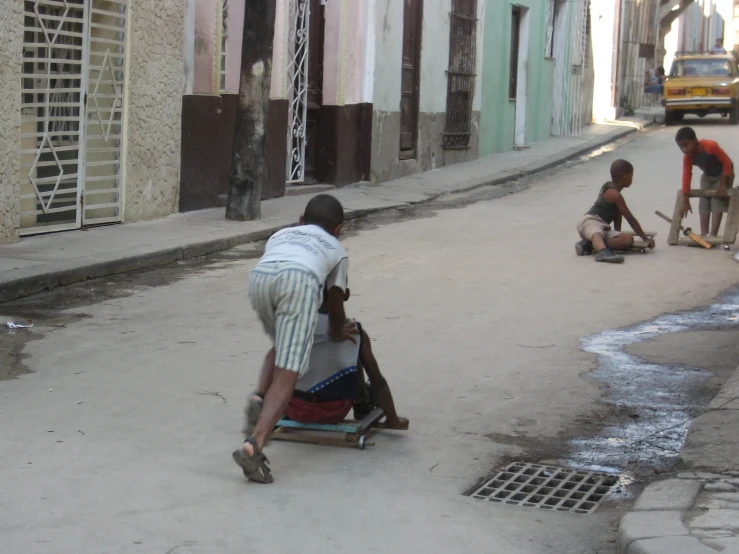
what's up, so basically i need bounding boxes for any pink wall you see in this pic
[322,0,372,106]
[224,0,245,94]
[192,0,217,94]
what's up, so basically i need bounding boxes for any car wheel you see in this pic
[730,105,739,125]
[665,110,677,126]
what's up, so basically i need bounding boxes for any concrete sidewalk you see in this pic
[0,121,649,303]
[618,367,739,554]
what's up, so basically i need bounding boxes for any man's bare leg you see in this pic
[710,212,724,237]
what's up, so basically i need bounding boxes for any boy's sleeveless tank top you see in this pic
[586,182,618,224]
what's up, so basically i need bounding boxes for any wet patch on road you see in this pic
[562,289,739,479]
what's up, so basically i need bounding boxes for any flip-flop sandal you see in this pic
[232,438,274,484]
[242,393,264,437]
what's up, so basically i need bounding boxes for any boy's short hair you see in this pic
[610,159,634,181]
[303,194,345,232]
[675,127,697,142]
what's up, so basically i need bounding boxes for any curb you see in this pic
[618,479,704,554]
[0,125,645,304]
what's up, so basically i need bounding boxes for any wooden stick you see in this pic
[655,210,712,249]
[686,189,733,198]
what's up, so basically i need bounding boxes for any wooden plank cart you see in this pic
[665,189,739,249]
[272,408,396,450]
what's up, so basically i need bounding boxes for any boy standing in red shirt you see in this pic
[676,127,734,236]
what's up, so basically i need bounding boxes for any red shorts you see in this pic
[285,396,353,424]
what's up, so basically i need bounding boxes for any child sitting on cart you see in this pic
[245,287,409,432]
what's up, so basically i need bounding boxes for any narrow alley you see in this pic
[2,123,739,553]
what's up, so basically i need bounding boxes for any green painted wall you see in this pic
[479,0,554,156]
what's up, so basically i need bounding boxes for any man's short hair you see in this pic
[303,194,345,232]
[610,159,634,181]
[675,127,697,142]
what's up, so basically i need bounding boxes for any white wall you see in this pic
[373,0,484,115]
[591,0,618,122]
[372,0,404,112]
[419,0,451,113]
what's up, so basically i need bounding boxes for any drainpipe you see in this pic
[611,0,623,109]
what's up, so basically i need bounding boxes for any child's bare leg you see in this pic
[700,213,710,236]
[256,348,276,395]
[243,367,298,454]
[710,212,724,237]
[606,233,634,251]
[358,328,406,428]
[243,348,276,436]
[591,232,607,252]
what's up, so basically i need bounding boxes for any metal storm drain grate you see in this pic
[471,462,619,514]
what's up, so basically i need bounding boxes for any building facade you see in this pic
[0,0,184,244]
[263,0,484,197]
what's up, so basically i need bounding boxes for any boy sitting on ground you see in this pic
[245,287,408,430]
[575,159,655,264]
[675,126,734,237]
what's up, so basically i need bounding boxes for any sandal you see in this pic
[232,437,274,484]
[243,393,264,437]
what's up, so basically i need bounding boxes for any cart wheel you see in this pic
[640,248,646,254]
[358,436,366,450]
[724,245,731,251]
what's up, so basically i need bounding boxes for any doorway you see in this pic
[20,0,128,235]
[303,0,325,184]
[509,5,529,147]
[400,0,423,160]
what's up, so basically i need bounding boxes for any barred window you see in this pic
[219,0,228,93]
[545,0,555,58]
[442,0,478,150]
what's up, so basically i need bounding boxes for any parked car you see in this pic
[662,53,739,125]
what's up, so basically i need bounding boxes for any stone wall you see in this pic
[124,0,185,222]
[0,4,22,244]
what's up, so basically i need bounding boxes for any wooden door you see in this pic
[400,0,422,160]
[509,7,521,100]
[304,0,324,183]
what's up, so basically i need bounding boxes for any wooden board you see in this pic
[676,236,730,247]
[722,188,739,244]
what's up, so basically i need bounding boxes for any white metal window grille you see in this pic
[82,0,127,226]
[21,0,87,233]
[220,0,228,93]
[442,0,478,149]
[286,0,310,183]
[20,0,127,234]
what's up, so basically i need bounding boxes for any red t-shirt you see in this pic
[682,139,734,193]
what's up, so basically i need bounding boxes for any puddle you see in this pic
[564,290,739,479]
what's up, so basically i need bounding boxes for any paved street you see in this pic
[2,121,739,554]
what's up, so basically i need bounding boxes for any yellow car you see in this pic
[662,53,739,125]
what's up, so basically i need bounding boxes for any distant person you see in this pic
[645,66,666,94]
[712,38,727,54]
[675,127,735,236]
[575,160,655,263]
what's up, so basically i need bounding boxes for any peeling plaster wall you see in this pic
[124,0,185,222]
[0,4,22,244]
